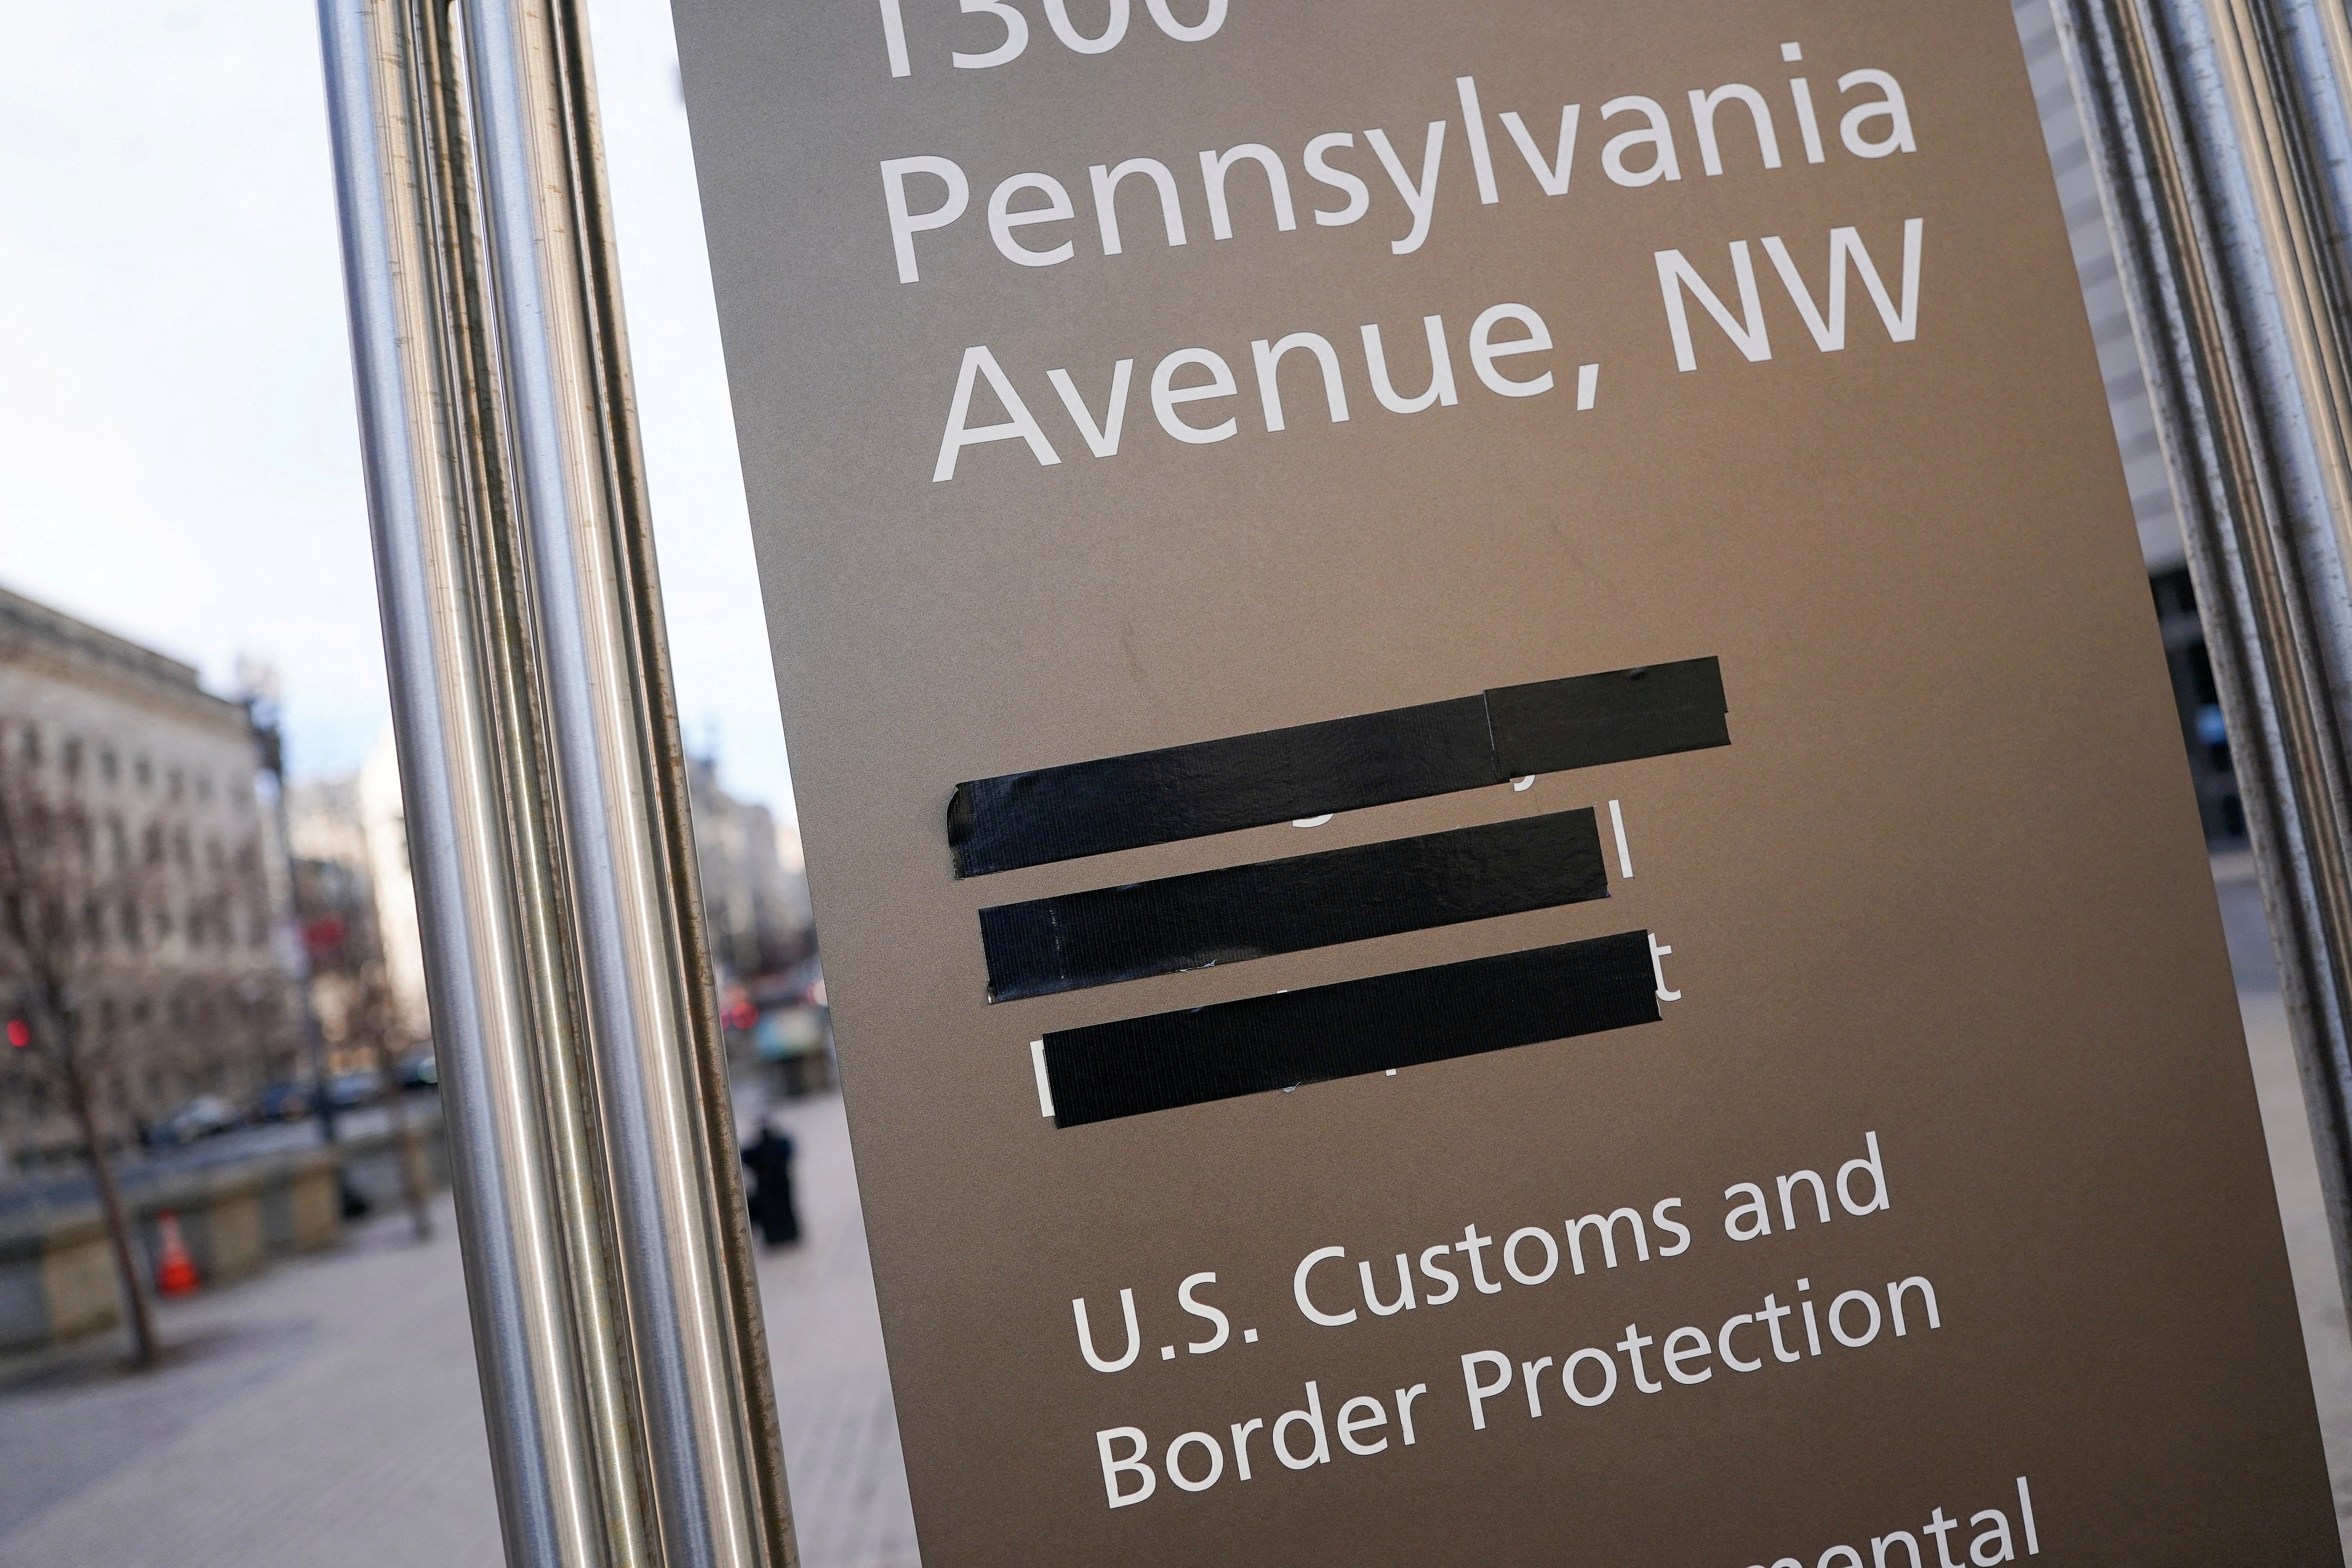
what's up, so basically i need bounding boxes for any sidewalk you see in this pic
[2213,854,2352,1559]
[0,1089,917,1568]
[2241,985,2352,1553]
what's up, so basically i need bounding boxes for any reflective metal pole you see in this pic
[455,4,793,1564]
[314,2,794,1564]
[2056,0,2352,1315]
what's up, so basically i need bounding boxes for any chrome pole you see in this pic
[314,2,792,1564]
[454,4,791,1564]
[2055,0,2352,1315]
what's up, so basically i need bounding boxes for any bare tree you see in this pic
[0,739,159,1366]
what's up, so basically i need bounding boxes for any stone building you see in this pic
[287,737,433,1060]
[686,751,811,983]
[358,732,430,1040]
[0,584,301,1169]
[285,773,406,1074]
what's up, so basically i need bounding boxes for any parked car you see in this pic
[249,1080,314,1123]
[323,1069,384,1109]
[394,1050,437,1090]
[150,1095,241,1147]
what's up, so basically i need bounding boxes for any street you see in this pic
[0,1100,429,1223]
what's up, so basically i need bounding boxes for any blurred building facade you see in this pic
[686,751,811,983]
[286,732,809,1067]
[285,768,419,1077]
[0,585,301,1169]
[2016,0,2245,843]
[357,731,428,1042]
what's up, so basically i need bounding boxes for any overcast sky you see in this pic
[0,0,795,824]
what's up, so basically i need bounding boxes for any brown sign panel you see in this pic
[670,0,2336,1561]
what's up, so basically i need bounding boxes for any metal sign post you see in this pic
[2058,0,2352,1320]
[314,2,793,1564]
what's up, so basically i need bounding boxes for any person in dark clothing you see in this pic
[741,1122,801,1247]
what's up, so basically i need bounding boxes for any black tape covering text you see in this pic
[980,809,1608,1002]
[947,658,1726,877]
[1041,930,1661,1128]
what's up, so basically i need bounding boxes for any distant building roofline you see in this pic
[0,579,248,729]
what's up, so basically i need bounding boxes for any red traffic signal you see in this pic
[5,1019,29,1049]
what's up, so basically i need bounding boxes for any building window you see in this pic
[134,755,151,789]
[20,725,39,766]
[62,737,82,779]
[196,773,212,805]
[2150,566,2246,844]
[100,746,118,785]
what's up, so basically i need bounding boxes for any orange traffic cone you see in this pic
[154,1211,200,1296]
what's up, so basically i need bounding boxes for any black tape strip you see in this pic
[981,810,1608,1002]
[1042,930,1660,1128]
[1487,660,1729,777]
[948,658,1724,878]
[949,696,1495,879]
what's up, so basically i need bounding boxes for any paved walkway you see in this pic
[2213,855,2352,1560]
[0,1088,918,1567]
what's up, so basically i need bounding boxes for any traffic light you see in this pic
[6,1019,29,1049]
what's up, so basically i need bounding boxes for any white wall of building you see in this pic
[359,729,430,1044]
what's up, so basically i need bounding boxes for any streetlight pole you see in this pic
[314,2,794,1565]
